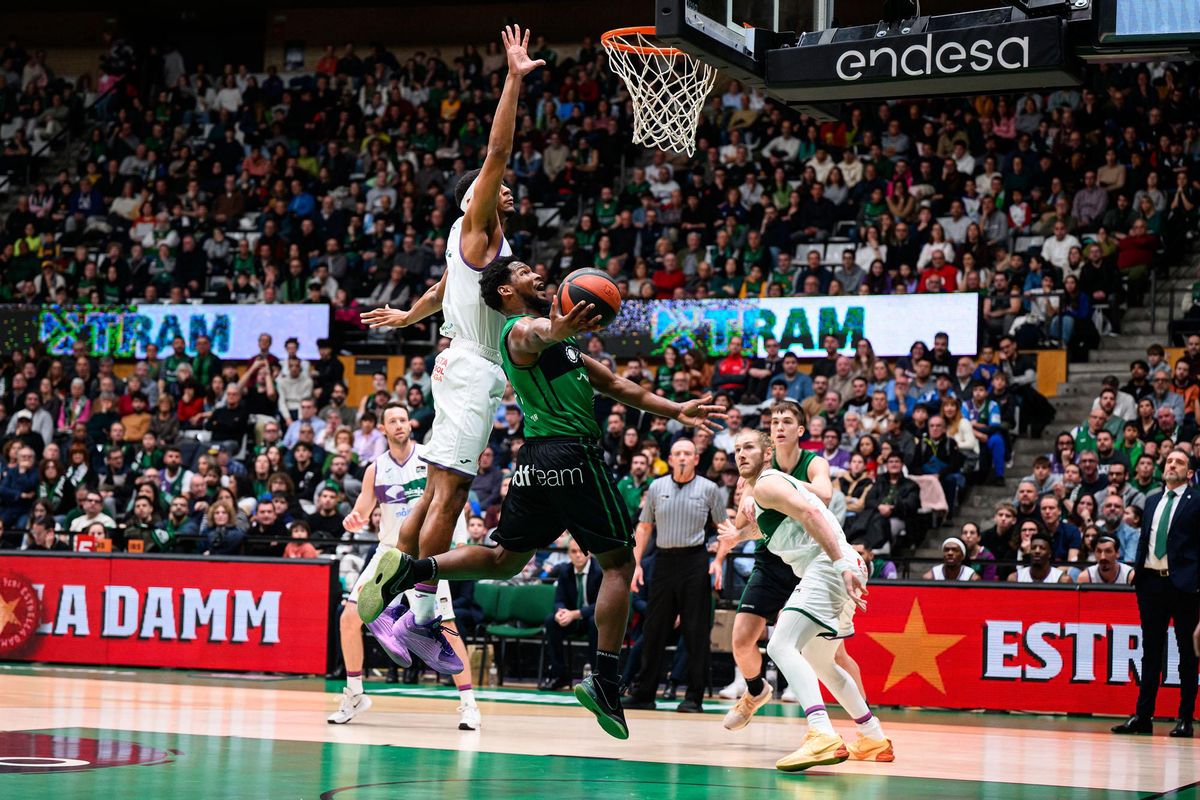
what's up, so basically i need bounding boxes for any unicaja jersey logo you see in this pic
[510,463,584,488]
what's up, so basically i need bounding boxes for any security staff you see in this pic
[626,438,726,713]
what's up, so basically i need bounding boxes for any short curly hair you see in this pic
[479,256,523,312]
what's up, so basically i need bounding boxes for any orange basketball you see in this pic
[557,268,622,327]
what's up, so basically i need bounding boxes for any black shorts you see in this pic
[492,437,633,555]
[737,547,799,621]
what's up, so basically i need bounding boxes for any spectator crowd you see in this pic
[2,33,1200,689]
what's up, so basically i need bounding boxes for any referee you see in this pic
[627,438,726,712]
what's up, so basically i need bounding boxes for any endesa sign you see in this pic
[844,584,1195,717]
[0,553,335,674]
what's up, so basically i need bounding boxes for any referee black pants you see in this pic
[632,546,712,705]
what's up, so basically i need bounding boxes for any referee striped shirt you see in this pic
[639,473,726,549]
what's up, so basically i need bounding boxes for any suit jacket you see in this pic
[553,558,603,621]
[1135,486,1200,593]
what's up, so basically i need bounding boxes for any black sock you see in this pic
[411,557,437,584]
[595,649,620,686]
[746,672,765,696]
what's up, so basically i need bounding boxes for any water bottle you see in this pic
[765,661,779,698]
[488,662,498,687]
[582,662,592,680]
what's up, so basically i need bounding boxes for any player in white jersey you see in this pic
[727,429,892,773]
[1008,532,1071,584]
[328,402,479,730]
[1076,535,1135,584]
[922,537,980,581]
[357,26,545,669]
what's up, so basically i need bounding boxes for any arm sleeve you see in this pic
[708,481,727,525]
[639,484,657,525]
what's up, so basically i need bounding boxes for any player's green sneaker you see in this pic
[574,675,629,740]
[357,550,415,624]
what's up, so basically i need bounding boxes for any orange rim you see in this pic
[601,26,684,56]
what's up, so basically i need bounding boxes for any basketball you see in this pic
[557,268,622,327]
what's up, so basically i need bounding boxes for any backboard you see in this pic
[651,0,1199,120]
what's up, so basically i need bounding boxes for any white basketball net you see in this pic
[603,30,717,157]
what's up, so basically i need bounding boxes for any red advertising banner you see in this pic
[0,553,335,674]
[844,584,1195,717]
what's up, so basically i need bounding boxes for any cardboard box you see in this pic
[468,644,494,686]
[711,608,736,653]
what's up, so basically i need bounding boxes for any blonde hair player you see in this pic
[328,402,479,730]
[356,26,545,671]
[712,400,866,727]
[726,429,893,772]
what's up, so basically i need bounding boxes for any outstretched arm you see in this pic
[465,25,544,234]
[583,354,726,431]
[361,271,446,329]
[505,296,601,364]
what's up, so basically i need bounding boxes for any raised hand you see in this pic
[675,392,729,431]
[361,304,410,329]
[502,24,546,78]
[547,294,602,342]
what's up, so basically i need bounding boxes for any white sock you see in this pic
[856,713,886,740]
[458,687,477,707]
[406,585,439,624]
[347,674,363,695]
[805,707,836,735]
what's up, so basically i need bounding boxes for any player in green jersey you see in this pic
[356,256,724,740]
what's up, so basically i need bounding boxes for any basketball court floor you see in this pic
[2,665,1198,799]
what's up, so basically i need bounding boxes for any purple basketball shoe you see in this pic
[365,601,412,668]
[391,610,463,675]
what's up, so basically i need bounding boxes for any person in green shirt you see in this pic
[357,255,724,741]
[616,453,652,519]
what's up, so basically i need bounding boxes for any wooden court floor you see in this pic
[1,667,1198,799]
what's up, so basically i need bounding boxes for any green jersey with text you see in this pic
[500,315,600,439]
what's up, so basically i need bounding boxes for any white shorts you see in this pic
[350,543,455,621]
[783,555,867,639]
[424,344,506,477]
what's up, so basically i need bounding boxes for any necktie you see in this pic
[1155,490,1176,559]
[576,572,585,609]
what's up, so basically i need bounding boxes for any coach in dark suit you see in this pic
[1113,448,1200,738]
[539,538,602,691]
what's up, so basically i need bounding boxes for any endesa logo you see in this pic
[835,34,1032,81]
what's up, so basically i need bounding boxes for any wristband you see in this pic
[833,557,857,575]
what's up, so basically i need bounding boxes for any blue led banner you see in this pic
[605,294,980,358]
[37,305,330,360]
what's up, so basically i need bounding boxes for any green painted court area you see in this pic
[1,726,1168,800]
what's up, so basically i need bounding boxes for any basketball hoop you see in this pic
[601,26,718,156]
